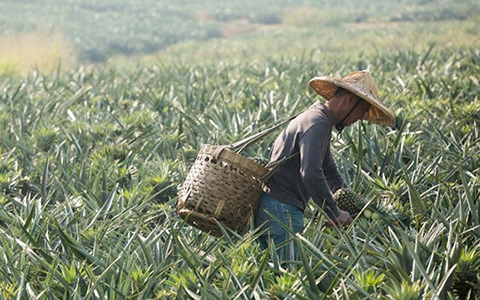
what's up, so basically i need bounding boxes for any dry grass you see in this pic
[221,19,257,38]
[194,9,211,24]
[0,29,77,76]
[282,6,350,27]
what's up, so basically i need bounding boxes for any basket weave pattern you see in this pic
[177,144,269,237]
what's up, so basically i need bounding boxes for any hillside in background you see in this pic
[0,0,479,75]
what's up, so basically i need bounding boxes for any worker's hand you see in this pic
[325,209,352,227]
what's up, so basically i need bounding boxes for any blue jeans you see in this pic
[254,192,304,260]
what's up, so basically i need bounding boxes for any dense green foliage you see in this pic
[1,0,480,298]
[0,45,479,298]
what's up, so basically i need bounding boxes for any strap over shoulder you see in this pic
[211,110,303,176]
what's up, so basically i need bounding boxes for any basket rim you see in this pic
[198,144,269,179]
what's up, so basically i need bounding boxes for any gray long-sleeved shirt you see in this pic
[263,102,345,218]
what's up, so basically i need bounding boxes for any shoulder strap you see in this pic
[211,110,303,172]
[212,111,302,160]
[230,111,302,153]
[260,152,299,181]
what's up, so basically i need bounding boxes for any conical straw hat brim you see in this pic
[309,77,395,126]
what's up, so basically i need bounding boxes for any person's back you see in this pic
[254,71,395,260]
[265,102,344,217]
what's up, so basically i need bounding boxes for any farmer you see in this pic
[254,71,395,258]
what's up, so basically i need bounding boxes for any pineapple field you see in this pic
[0,0,479,299]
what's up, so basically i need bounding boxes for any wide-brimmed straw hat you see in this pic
[309,71,395,126]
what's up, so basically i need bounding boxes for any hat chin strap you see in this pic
[335,98,361,133]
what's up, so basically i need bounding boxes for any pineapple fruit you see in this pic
[333,188,364,216]
[333,188,407,224]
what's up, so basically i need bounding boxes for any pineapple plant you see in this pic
[0,10,477,298]
[451,248,480,300]
[35,125,58,153]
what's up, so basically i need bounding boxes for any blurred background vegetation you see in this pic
[0,0,479,75]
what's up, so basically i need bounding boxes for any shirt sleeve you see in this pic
[323,146,345,193]
[298,123,341,218]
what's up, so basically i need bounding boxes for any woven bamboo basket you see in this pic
[177,145,270,237]
[177,112,301,237]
